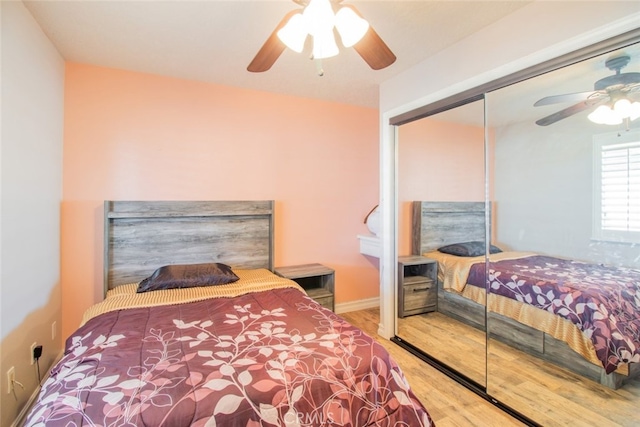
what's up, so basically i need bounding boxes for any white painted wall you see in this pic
[492,115,640,268]
[377,1,640,339]
[1,1,65,425]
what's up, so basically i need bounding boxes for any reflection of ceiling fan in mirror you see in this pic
[247,0,396,73]
[534,55,640,126]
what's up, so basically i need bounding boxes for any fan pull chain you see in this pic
[314,58,324,76]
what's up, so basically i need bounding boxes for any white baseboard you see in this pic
[11,385,40,427]
[335,296,379,314]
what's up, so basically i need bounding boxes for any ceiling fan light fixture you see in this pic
[277,13,307,53]
[248,0,396,73]
[588,104,623,125]
[335,6,369,48]
[588,98,640,125]
[534,55,640,126]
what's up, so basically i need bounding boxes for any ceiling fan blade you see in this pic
[247,10,299,73]
[535,97,608,126]
[534,90,600,107]
[624,82,640,96]
[353,25,396,70]
[343,5,395,70]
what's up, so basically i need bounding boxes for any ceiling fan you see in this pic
[534,55,640,126]
[247,0,396,73]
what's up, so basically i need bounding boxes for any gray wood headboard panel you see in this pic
[412,201,488,255]
[104,200,274,295]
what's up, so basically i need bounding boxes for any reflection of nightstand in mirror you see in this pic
[275,264,335,312]
[398,256,437,318]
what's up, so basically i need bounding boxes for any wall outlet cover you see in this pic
[7,366,15,394]
[30,342,37,365]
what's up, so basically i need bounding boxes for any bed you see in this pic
[412,201,640,389]
[25,200,432,426]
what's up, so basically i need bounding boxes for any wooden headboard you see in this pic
[104,200,274,295]
[412,201,488,255]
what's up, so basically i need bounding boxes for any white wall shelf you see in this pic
[358,234,380,258]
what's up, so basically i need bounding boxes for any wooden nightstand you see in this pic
[398,255,437,318]
[275,263,335,312]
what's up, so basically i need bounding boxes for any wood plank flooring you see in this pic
[340,308,525,427]
[343,308,640,427]
[487,337,640,426]
[398,312,487,386]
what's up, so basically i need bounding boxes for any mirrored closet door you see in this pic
[396,99,488,387]
[393,34,640,426]
[485,40,640,426]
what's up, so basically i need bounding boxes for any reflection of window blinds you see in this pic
[600,141,640,232]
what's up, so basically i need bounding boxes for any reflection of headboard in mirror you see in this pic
[412,201,487,255]
[104,200,274,296]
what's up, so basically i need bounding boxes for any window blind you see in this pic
[600,140,640,233]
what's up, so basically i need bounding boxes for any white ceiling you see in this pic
[23,0,532,109]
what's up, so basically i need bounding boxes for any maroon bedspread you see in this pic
[468,255,640,373]
[26,288,432,426]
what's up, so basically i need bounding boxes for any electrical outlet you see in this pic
[52,321,57,340]
[7,367,15,394]
[30,342,37,365]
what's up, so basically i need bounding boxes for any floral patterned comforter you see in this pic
[467,255,640,373]
[26,288,432,426]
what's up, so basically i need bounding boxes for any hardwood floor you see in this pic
[340,308,526,427]
[343,308,640,427]
[487,337,640,427]
[401,311,640,426]
[398,312,487,386]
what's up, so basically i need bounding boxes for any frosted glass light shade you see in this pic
[588,105,623,125]
[335,7,369,47]
[588,99,640,125]
[614,98,632,117]
[312,29,339,59]
[303,0,335,36]
[277,13,307,53]
[613,99,640,121]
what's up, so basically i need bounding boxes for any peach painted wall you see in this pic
[397,117,485,256]
[61,63,380,338]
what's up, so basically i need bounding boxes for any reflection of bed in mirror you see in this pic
[412,201,640,389]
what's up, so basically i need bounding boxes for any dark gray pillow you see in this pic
[136,262,240,293]
[437,241,502,257]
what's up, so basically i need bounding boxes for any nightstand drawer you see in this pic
[306,287,333,310]
[397,256,437,317]
[309,294,334,310]
[403,280,436,313]
[275,264,335,312]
